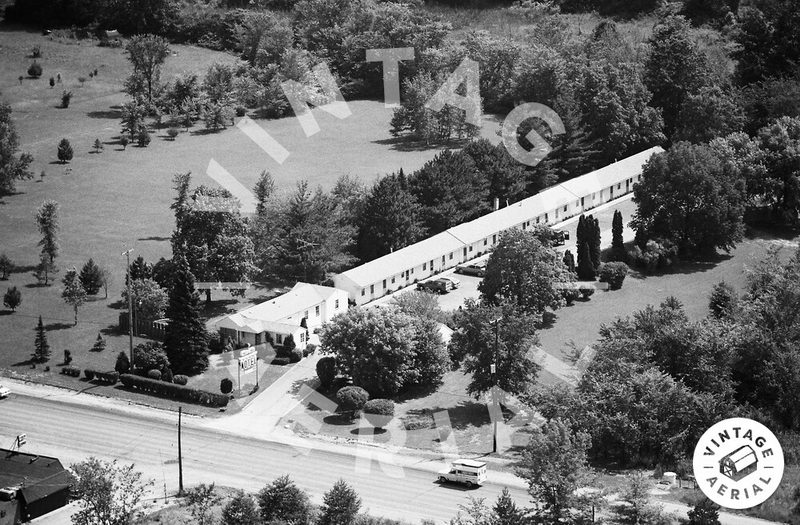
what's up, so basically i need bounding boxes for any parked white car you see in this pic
[438,459,487,488]
[0,385,11,399]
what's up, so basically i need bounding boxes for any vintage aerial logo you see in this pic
[693,418,784,509]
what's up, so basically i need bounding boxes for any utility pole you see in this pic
[490,316,502,454]
[178,406,184,495]
[122,248,134,370]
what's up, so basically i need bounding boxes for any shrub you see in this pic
[136,128,151,147]
[27,61,42,78]
[119,374,229,407]
[598,262,629,290]
[61,366,81,377]
[32,45,41,58]
[289,348,303,363]
[147,369,162,380]
[363,399,395,429]
[61,90,73,108]
[114,351,130,374]
[49,77,55,87]
[63,349,72,365]
[57,138,73,163]
[162,368,174,383]
[579,287,595,300]
[316,356,336,390]
[272,357,290,366]
[304,343,317,357]
[220,377,233,394]
[235,105,246,117]
[167,127,179,140]
[133,342,170,374]
[709,281,738,319]
[85,370,119,384]
[84,369,95,380]
[173,374,188,385]
[560,288,581,306]
[336,386,369,419]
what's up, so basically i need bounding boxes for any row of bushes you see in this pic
[119,374,229,408]
[84,369,119,384]
[336,386,395,428]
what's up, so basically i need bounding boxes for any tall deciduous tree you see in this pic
[32,315,50,363]
[0,101,33,196]
[36,200,60,264]
[479,229,572,319]
[612,473,667,525]
[516,419,592,524]
[462,139,527,206]
[61,268,87,325]
[122,278,168,320]
[675,86,745,144]
[631,142,746,257]
[70,458,151,525]
[644,15,710,139]
[124,34,170,104]
[221,490,260,525]
[356,172,424,262]
[163,255,208,375]
[449,300,540,398]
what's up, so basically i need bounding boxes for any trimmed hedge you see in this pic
[61,366,81,377]
[84,370,119,385]
[173,374,188,386]
[147,369,162,380]
[289,348,303,363]
[119,374,229,407]
[364,399,395,429]
[84,369,95,380]
[272,357,290,366]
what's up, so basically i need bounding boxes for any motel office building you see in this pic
[334,147,663,306]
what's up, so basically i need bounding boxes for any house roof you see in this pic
[0,449,73,502]
[336,231,466,288]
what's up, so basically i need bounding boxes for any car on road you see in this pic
[455,260,487,277]
[438,459,487,488]
[552,230,570,246]
[417,276,461,294]
[0,385,10,399]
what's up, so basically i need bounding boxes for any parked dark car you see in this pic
[455,260,487,277]
[417,276,460,294]
[553,230,570,246]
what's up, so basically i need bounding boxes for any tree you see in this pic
[120,100,146,140]
[257,475,312,524]
[33,253,57,285]
[172,185,256,302]
[57,138,73,163]
[115,351,131,374]
[562,249,575,273]
[92,333,106,352]
[0,102,33,196]
[62,268,87,325]
[0,253,12,279]
[36,200,60,264]
[32,315,50,363]
[4,286,21,311]
[754,117,800,226]
[449,300,541,398]
[462,139,527,206]
[318,479,361,525]
[253,170,275,217]
[320,306,446,397]
[733,3,800,85]
[708,281,738,320]
[644,15,710,138]
[220,378,233,394]
[186,483,220,525]
[93,138,103,153]
[631,143,746,257]
[132,341,169,374]
[611,474,667,525]
[687,497,721,525]
[610,210,627,262]
[516,419,592,524]
[356,172,424,262]
[79,258,103,295]
[336,386,369,419]
[163,256,207,375]
[221,490,260,525]
[122,278,168,320]
[124,34,169,104]
[391,290,446,324]
[577,241,596,281]
[598,262,629,290]
[316,356,337,390]
[70,458,150,525]
[588,215,601,270]
[675,86,745,144]
[479,229,572,319]
[493,487,525,525]
[275,181,355,283]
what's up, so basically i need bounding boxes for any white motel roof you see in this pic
[336,146,664,289]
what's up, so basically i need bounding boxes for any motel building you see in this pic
[215,282,349,350]
[334,146,663,306]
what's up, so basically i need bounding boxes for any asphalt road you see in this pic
[0,394,531,522]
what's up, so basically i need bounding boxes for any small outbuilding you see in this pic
[0,449,73,525]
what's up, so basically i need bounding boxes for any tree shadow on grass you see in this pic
[12,359,33,367]
[371,136,456,152]
[87,108,123,120]
[24,282,49,288]
[323,413,355,426]
[45,322,73,331]
[350,427,387,436]
[137,236,170,242]
[0,311,13,316]
[99,325,122,336]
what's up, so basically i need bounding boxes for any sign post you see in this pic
[237,347,258,393]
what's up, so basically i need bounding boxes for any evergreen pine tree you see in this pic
[91,333,106,352]
[115,351,130,374]
[33,315,50,363]
[318,479,361,525]
[254,170,275,217]
[576,214,586,248]
[3,286,21,311]
[493,487,525,525]
[577,242,596,280]
[164,255,208,375]
[79,258,103,295]
[611,210,627,262]
[589,215,602,269]
[562,249,576,273]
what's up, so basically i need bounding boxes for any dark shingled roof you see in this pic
[0,449,73,502]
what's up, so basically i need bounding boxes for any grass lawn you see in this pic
[538,229,800,363]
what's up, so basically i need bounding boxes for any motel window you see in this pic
[563,205,567,212]
[536,216,540,224]
[449,252,453,260]
[315,305,320,316]
[617,183,621,189]
[581,197,585,206]
[463,248,467,257]
[411,268,414,274]
[442,256,445,263]
[391,276,395,284]
[300,332,305,343]
[430,260,434,269]
[361,289,365,296]
[370,284,374,294]
[335,299,339,309]
[545,213,549,222]
[423,262,427,270]
[492,235,497,244]
[469,246,473,252]
[483,239,487,246]
[383,279,387,289]
[276,334,283,344]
